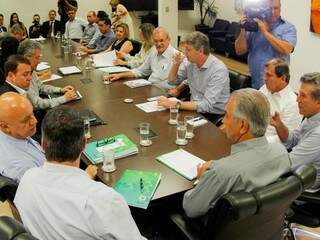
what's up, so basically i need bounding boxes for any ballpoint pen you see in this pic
[192,117,203,122]
[140,178,144,193]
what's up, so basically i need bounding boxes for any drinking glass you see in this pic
[102,149,116,172]
[139,122,152,146]
[83,117,91,139]
[103,72,111,85]
[176,121,188,145]
[168,106,179,125]
[184,115,195,139]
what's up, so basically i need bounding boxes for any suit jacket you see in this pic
[41,20,62,37]
[0,26,7,32]
[0,82,18,95]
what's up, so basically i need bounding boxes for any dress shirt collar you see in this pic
[5,80,26,95]
[305,112,320,126]
[267,84,292,98]
[0,130,37,150]
[43,162,89,177]
[230,136,269,155]
[158,44,175,59]
[198,54,215,70]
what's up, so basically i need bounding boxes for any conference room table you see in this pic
[40,38,231,204]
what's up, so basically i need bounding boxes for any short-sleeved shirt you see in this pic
[246,18,297,89]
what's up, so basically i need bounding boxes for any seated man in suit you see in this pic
[271,72,320,188]
[0,14,7,32]
[259,58,302,143]
[183,89,290,219]
[0,55,32,95]
[109,27,180,91]
[0,92,45,183]
[14,107,144,240]
[157,31,230,123]
[17,40,78,109]
[41,10,62,38]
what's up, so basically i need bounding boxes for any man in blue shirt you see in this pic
[235,0,297,89]
[0,92,45,183]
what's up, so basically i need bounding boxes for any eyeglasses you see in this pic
[96,137,115,147]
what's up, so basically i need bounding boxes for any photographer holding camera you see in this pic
[235,0,297,89]
[29,14,42,39]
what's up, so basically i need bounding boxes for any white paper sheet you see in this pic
[41,74,62,83]
[99,66,130,73]
[135,101,166,113]
[58,66,81,75]
[92,51,116,68]
[157,149,205,180]
[36,62,50,71]
[123,79,152,88]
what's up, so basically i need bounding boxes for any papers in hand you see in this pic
[92,51,116,68]
[123,79,152,88]
[41,74,62,83]
[99,66,129,74]
[156,149,205,180]
[58,66,81,75]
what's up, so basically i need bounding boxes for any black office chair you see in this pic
[0,216,38,240]
[169,165,316,240]
[0,175,20,221]
[208,19,230,51]
[229,70,251,92]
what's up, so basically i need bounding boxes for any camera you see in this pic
[242,0,272,32]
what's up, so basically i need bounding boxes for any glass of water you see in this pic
[83,117,91,139]
[103,72,111,85]
[168,106,179,125]
[102,149,116,172]
[184,115,195,139]
[139,122,152,146]
[176,121,188,146]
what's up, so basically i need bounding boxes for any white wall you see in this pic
[1,0,319,90]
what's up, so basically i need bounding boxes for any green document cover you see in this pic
[114,170,161,209]
[84,134,138,164]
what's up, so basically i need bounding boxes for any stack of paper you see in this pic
[114,170,161,209]
[58,66,81,75]
[123,79,152,88]
[135,101,166,113]
[156,149,205,180]
[99,66,129,74]
[92,51,116,68]
[84,134,138,164]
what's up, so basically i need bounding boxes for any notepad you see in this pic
[92,51,116,68]
[114,170,161,209]
[123,79,152,88]
[84,134,138,164]
[58,66,81,75]
[135,101,166,113]
[156,149,205,180]
[99,66,129,74]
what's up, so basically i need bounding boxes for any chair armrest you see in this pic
[169,213,203,240]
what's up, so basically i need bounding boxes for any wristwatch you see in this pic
[175,100,181,109]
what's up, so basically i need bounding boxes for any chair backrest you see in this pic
[0,216,27,240]
[0,175,18,203]
[130,39,142,56]
[229,70,250,92]
[226,22,241,40]
[212,19,230,32]
[205,165,316,240]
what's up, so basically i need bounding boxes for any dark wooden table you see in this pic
[40,38,232,201]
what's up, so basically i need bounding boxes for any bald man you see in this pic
[0,92,45,183]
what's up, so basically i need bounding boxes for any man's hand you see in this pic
[270,111,282,128]
[79,45,89,53]
[109,73,121,82]
[254,18,269,34]
[168,87,180,97]
[113,59,126,66]
[157,96,177,109]
[172,51,185,65]
[196,160,213,178]
[62,85,74,93]
[64,90,78,101]
[86,165,98,179]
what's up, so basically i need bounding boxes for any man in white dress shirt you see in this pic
[109,27,180,91]
[64,9,87,41]
[259,58,302,143]
[14,107,144,240]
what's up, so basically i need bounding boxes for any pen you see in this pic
[192,117,202,122]
[140,178,144,193]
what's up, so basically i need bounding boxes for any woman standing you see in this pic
[111,4,135,39]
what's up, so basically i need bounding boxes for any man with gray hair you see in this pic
[109,26,180,90]
[183,88,290,218]
[158,31,230,123]
[10,23,25,42]
[17,39,78,109]
[271,72,320,188]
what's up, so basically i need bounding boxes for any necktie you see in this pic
[48,21,53,37]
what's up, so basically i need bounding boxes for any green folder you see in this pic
[84,134,138,164]
[114,170,161,209]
